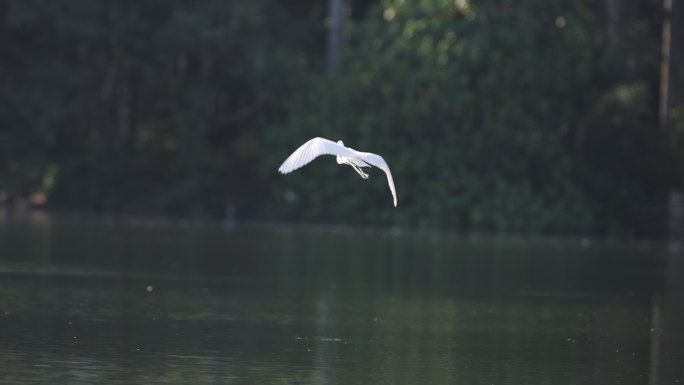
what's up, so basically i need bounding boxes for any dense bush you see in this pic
[0,0,321,215]
[1,0,682,236]
[263,0,679,235]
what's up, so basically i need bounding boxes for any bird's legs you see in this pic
[349,163,369,179]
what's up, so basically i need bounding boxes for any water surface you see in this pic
[1,215,683,384]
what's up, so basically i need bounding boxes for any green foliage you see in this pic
[264,0,598,233]
[1,0,680,237]
[260,0,679,236]
[0,0,319,215]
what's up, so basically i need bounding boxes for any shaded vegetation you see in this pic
[1,0,682,236]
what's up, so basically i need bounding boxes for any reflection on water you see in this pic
[0,214,683,384]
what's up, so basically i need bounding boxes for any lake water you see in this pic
[0,214,683,384]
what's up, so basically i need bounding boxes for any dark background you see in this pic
[1,0,683,237]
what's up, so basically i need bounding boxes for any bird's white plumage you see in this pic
[278,137,398,207]
[278,138,358,174]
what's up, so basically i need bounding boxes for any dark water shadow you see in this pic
[0,215,682,384]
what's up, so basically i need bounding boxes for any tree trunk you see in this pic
[659,0,673,128]
[669,0,683,111]
[606,0,621,44]
[326,0,343,74]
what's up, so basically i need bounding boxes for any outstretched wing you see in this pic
[357,151,398,207]
[278,137,358,174]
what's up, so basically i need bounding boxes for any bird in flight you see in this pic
[278,137,397,207]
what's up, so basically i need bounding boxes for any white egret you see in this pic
[278,137,398,207]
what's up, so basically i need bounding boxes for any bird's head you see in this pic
[337,140,344,146]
